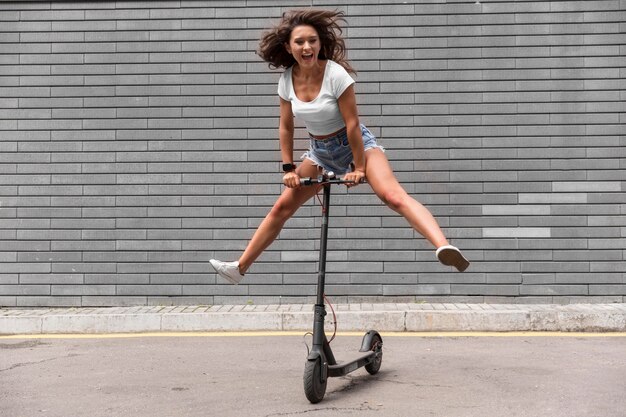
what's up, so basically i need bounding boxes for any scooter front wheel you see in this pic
[303,358,327,403]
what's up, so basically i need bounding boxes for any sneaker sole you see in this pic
[437,248,470,272]
[221,275,241,285]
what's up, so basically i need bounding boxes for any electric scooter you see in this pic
[300,172,383,403]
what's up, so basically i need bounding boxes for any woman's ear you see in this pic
[284,42,291,54]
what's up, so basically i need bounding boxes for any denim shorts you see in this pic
[301,124,384,175]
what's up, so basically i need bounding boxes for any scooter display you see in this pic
[300,172,383,403]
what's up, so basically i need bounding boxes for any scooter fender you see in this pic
[306,351,328,383]
[359,330,382,352]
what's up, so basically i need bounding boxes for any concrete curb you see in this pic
[1,304,626,335]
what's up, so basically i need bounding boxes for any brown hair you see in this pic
[257,9,355,74]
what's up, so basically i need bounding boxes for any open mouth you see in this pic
[302,53,314,61]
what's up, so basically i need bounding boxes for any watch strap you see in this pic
[282,163,296,172]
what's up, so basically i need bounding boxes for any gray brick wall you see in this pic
[1,0,625,307]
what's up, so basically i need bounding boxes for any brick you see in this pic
[483,228,551,238]
[51,285,115,296]
[0,263,51,274]
[0,285,50,296]
[522,274,556,285]
[482,205,550,216]
[589,285,626,295]
[84,274,149,285]
[553,182,621,192]
[16,296,81,307]
[0,275,19,288]
[451,284,519,296]
[518,193,587,204]
[520,285,588,296]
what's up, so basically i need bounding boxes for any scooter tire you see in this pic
[303,358,327,403]
[364,333,383,375]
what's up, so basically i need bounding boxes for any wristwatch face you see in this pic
[282,163,296,172]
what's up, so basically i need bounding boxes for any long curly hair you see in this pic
[257,9,355,74]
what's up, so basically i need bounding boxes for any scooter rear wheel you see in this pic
[364,333,383,375]
[303,358,327,403]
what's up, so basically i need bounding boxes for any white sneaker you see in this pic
[209,259,244,285]
[436,245,470,272]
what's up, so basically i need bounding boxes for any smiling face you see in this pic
[285,24,321,69]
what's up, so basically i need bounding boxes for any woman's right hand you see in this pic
[283,171,300,188]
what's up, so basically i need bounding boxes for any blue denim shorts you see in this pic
[301,124,384,175]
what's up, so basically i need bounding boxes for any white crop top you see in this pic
[277,60,355,136]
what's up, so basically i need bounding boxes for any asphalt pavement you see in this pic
[1,333,625,417]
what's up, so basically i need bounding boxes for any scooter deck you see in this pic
[327,350,378,377]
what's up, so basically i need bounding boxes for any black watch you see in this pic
[282,163,296,172]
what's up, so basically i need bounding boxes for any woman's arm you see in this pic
[337,85,365,184]
[279,97,295,163]
[279,97,300,188]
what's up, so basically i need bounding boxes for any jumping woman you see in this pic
[210,9,469,284]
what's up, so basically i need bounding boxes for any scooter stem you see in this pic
[316,183,331,306]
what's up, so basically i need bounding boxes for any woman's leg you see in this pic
[363,148,449,248]
[237,159,321,273]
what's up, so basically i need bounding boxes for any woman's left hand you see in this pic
[342,169,365,188]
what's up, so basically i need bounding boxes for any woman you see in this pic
[210,9,469,284]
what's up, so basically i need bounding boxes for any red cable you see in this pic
[324,293,337,343]
[315,185,325,214]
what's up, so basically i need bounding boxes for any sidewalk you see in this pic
[2,303,626,335]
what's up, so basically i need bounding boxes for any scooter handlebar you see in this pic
[300,176,366,186]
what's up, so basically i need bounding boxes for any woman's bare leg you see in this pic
[364,148,449,248]
[238,160,320,273]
